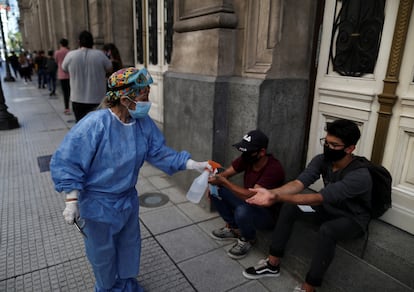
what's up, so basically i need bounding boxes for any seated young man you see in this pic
[208,130,285,259]
[243,119,371,292]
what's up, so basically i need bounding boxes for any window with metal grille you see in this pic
[148,0,158,65]
[329,0,386,77]
[136,0,144,64]
[164,0,173,64]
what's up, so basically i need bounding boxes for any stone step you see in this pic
[256,218,414,292]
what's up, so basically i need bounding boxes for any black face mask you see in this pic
[241,152,260,164]
[323,145,347,162]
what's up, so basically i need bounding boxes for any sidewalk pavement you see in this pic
[0,70,302,291]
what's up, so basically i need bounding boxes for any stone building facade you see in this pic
[18,0,414,235]
[18,0,135,66]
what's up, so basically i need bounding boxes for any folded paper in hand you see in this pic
[298,205,315,213]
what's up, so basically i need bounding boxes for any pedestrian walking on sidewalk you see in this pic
[50,67,211,292]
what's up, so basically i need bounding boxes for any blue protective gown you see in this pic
[50,109,191,291]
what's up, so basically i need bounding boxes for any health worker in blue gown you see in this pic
[50,67,210,292]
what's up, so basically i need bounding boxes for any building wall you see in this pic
[18,0,134,65]
[165,0,318,193]
[17,1,317,186]
[16,0,414,235]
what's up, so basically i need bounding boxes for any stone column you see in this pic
[164,0,238,204]
[169,0,237,76]
[165,0,319,207]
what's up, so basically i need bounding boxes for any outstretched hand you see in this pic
[246,187,277,207]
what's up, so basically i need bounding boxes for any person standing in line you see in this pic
[34,50,47,89]
[46,50,58,97]
[8,51,20,79]
[50,67,212,291]
[18,53,32,83]
[54,38,71,114]
[62,31,112,122]
[103,43,123,77]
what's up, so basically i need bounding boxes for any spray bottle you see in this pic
[186,160,222,203]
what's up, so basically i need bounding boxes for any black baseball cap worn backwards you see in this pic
[233,130,269,152]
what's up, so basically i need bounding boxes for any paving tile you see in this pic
[228,280,269,292]
[139,200,173,214]
[147,174,174,189]
[156,224,220,263]
[178,248,249,292]
[177,201,220,223]
[139,205,192,235]
[136,176,158,194]
[159,185,188,204]
[139,162,165,177]
[0,78,277,292]
[139,237,194,291]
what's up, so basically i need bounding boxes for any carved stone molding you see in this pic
[372,0,414,164]
[178,0,235,20]
[244,0,282,75]
[174,0,237,32]
[174,12,237,32]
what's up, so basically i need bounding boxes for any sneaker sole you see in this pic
[242,270,280,280]
[227,251,248,260]
[210,233,238,241]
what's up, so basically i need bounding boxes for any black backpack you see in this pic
[341,156,392,218]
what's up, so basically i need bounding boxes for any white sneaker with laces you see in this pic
[211,226,239,240]
[227,238,253,259]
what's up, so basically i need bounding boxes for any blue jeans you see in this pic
[47,72,56,93]
[210,186,276,241]
[37,68,47,87]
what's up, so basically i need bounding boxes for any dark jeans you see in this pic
[60,79,70,109]
[47,72,56,93]
[37,68,47,88]
[210,187,276,241]
[72,102,99,122]
[269,204,364,287]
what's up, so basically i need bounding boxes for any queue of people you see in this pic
[9,30,123,118]
[12,29,373,292]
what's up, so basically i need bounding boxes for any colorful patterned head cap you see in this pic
[106,67,153,101]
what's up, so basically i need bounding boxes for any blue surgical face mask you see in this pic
[127,100,152,119]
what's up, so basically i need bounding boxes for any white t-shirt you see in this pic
[62,47,112,104]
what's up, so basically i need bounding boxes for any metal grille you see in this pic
[136,0,144,64]
[329,0,386,77]
[164,0,173,64]
[148,0,158,65]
